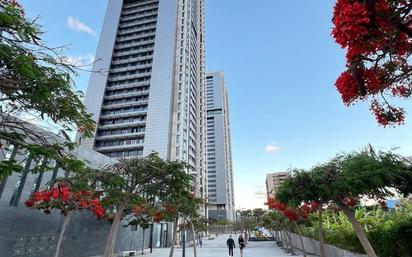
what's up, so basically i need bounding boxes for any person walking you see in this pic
[227,235,236,256]
[199,236,203,248]
[238,235,245,257]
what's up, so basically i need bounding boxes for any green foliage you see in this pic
[191,216,208,232]
[276,149,412,206]
[299,206,412,257]
[239,208,270,233]
[76,152,198,224]
[275,148,412,257]
[0,0,95,179]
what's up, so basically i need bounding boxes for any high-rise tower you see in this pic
[205,72,235,221]
[81,0,207,201]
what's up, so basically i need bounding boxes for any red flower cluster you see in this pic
[283,208,298,222]
[152,211,166,223]
[298,201,320,220]
[332,0,411,61]
[266,197,310,222]
[332,0,371,52]
[25,183,104,219]
[266,197,286,211]
[1,0,24,15]
[332,0,411,126]
[391,85,411,98]
[165,204,177,215]
[133,204,148,216]
[1,0,22,7]
[133,203,170,223]
[335,68,383,105]
[371,100,405,126]
[343,197,358,208]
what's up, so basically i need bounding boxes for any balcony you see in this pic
[95,131,145,141]
[121,5,158,16]
[104,90,150,100]
[118,17,157,30]
[101,100,149,110]
[116,25,157,36]
[107,72,152,83]
[98,120,146,130]
[106,82,151,91]
[95,142,144,152]
[99,110,148,120]
[114,39,155,51]
[112,47,155,58]
[110,55,153,66]
[109,64,152,74]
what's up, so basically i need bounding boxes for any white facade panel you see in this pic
[82,0,123,150]
[143,0,178,159]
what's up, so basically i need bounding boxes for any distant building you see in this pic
[266,172,289,198]
[205,72,235,221]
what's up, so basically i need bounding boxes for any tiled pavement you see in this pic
[143,234,309,257]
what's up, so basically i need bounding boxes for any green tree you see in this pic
[0,0,95,180]
[83,153,193,257]
[277,149,412,257]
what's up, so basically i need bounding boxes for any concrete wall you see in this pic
[284,232,367,257]
[0,203,172,257]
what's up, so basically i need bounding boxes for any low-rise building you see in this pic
[266,172,289,198]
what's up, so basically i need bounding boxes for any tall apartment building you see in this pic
[205,72,235,221]
[81,0,207,201]
[266,172,289,198]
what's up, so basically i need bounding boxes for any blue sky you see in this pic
[20,0,412,209]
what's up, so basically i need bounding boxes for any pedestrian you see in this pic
[226,235,236,256]
[238,235,245,257]
[199,236,203,248]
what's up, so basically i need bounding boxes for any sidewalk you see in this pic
[145,234,311,257]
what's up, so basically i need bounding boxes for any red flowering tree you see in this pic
[266,197,319,257]
[129,190,202,257]
[332,0,412,126]
[25,182,103,257]
[78,153,194,257]
[276,149,412,257]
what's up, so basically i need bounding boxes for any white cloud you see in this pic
[66,16,96,36]
[265,144,281,153]
[254,190,266,199]
[62,54,95,67]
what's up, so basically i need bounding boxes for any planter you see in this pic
[284,231,367,257]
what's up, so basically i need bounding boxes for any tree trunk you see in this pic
[337,202,378,257]
[54,213,71,257]
[279,230,284,248]
[182,227,186,257]
[149,223,154,253]
[141,229,145,255]
[294,223,307,257]
[104,201,127,257]
[168,215,179,257]
[0,145,19,198]
[191,222,197,257]
[285,230,296,255]
[317,205,326,257]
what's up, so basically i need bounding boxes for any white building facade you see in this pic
[205,72,235,221]
[266,172,289,198]
[82,0,207,201]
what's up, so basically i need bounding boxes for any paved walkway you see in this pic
[144,234,308,257]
